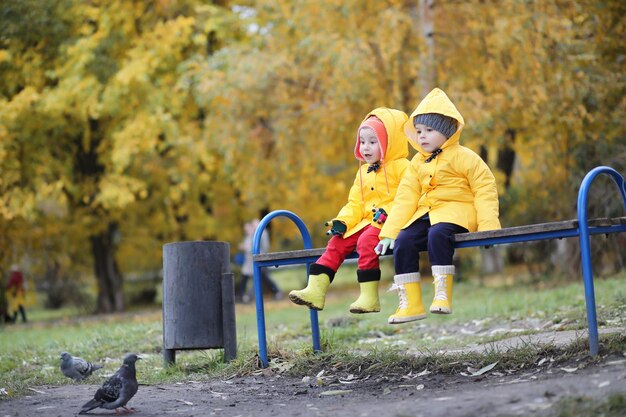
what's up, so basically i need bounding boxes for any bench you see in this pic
[251,166,626,367]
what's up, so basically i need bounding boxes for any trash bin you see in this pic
[162,241,236,365]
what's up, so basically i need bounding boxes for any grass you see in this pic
[0,268,624,400]
[552,393,626,417]
[279,331,626,378]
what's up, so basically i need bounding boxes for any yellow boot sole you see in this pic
[288,291,324,310]
[388,311,427,324]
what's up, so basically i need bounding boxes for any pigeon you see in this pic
[79,353,141,415]
[60,352,103,381]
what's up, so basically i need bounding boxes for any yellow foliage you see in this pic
[93,176,147,210]
[0,0,624,280]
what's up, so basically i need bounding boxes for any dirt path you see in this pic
[2,331,625,417]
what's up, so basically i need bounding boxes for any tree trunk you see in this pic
[90,222,124,313]
[497,129,517,189]
[418,0,436,96]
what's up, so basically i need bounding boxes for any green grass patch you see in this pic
[266,331,626,379]
[551,393,626,417]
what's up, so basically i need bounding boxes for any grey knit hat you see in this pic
[413,113,458,139]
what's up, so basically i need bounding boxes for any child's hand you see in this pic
[372,207,388,224]
[325,220,347,236]
[375,238,395,255]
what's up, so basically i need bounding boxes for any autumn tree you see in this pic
[1,0,623,309]
[434,0,626,273]
[0,0,237,312]
[188,0,425,246]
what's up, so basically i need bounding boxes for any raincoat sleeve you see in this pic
[379,160,421,239]
[465,156,501,231]
[334,171,366,230]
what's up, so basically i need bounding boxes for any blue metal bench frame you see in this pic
[252,166,626,367]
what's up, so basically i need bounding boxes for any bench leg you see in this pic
[222,272,237,362]
[580,232,599,356]
[164,349,176,365]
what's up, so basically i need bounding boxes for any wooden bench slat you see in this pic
[252,217,626,262]
[253,248,326,262]
[454,217,626,242]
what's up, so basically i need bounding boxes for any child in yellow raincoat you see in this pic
[376,88,501,324]
[289,108,410,313]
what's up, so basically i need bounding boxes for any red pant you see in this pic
[317,225,381,272]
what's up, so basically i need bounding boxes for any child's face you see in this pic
[415,124,447,153]
[359,127,381,164]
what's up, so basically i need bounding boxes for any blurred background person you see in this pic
[7,264,28,323]
[238,219,283,303]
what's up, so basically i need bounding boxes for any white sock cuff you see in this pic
[394,272,420,285]
[432,265,455,275]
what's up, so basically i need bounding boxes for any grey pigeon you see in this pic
[79,353,141,415]
[60,352,103,381]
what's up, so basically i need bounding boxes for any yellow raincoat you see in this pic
[334,108,410,238]
[380,88,501,240]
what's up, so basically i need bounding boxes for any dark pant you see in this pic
[240,269,280,297]
[394,218,468,274]
[10,305,27,323]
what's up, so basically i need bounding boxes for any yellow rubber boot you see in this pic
[430,265,455,314]
[288,273,331,311]
[349,281,380,314]
[387,273,427,324]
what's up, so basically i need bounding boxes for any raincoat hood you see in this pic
[378,88,500,238]
[333,108,410,238]
[355,108,409,163]
[404,88,465,155]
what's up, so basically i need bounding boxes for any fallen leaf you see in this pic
[537,358,547,366]
[270,361,294,373]
[319,390,353,397]
[496,378,529,385]
[176,399,194,406]
[417,369,431,376]
[383,388,391,395]
[252,368,274,377]
[339,374,359,384]
[560,367,578,373]
[416,384,425,390]
[27,388,46,395]
[471,362,499,376]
